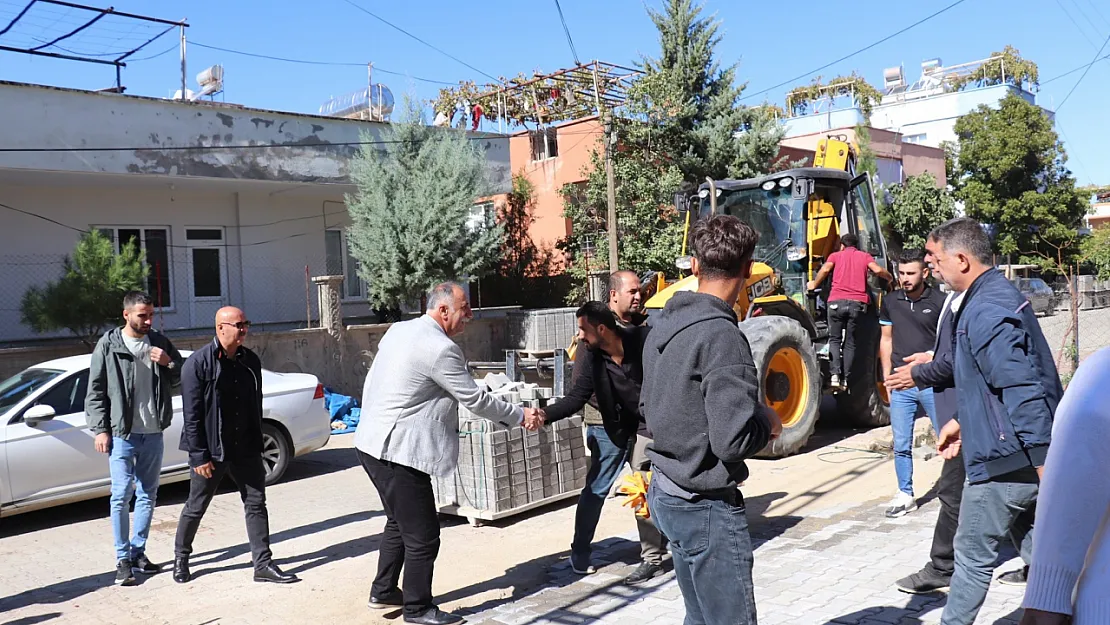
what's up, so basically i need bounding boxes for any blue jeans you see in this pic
[941,469,1037,625]
[570,425,630,562]
[109,433,164,562]
[890,387,937,496]
[648,481,757,625]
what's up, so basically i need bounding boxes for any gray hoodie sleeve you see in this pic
[699,323,771,463]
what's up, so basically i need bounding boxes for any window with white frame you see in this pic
[467,201,496,232]
[325,230,366,299]
[903,133,928,144]
[185,229,224,299]
[97,227,172,308]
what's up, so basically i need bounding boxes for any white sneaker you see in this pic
[830,374,843,390]
[885,492,917,518]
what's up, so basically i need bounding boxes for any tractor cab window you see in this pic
[699,185,809,299]
[849,173,885,261]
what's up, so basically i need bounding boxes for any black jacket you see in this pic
[640,291,771,492]
[546,325,647,449]
[911,292,957,428]
[179,339,264,467]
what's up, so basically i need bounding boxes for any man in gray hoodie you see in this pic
[640,214,781,625]
[86,290,184,586]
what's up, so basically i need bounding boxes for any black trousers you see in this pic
[827,299,867,377]
[174,454,273,571]
[357,450,441,617]
[926,452,966,576]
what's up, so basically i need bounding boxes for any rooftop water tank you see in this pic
[319,84,395,120]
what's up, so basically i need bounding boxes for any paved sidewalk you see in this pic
[461,495,1026,625]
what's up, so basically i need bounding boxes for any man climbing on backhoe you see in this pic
[806,233,893,390]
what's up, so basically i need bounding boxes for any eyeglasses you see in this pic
[220,321,252,331]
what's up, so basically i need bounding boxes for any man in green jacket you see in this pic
[86,291,184,586]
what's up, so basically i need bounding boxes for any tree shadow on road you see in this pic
[424,492,801,623]
[0,509,379,614]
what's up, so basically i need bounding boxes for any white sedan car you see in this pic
[0,351,331,518]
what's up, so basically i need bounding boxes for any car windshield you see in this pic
[0,368,64,417]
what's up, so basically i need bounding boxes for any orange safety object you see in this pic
[617,471,652,519]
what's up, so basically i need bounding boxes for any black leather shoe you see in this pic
[172,557,191,584]
[254,563,299,584]
[368,588,404,609]
[624,561,664,585]
[403,608,464,625]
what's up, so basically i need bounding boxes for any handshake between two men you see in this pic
[521,407,547,431]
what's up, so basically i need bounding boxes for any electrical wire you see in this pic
[1054,0,1102,50]
[189,41,457,85]
[1041,52,1110,85]
[1056,31,1110,111]
[552,0,580,66]
[739,0,970,102]
[128,42,176,62]
[339,0,497,81]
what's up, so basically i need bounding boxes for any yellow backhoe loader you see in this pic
[643,136,893,457]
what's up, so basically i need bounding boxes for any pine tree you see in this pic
[560,0,785,300]
[345,100,503,310]
[20,230,147,348]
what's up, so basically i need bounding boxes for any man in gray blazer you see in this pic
[354,282,543,625]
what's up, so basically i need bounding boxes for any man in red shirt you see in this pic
[807,233,892,389]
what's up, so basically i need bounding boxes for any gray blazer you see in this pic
[354,315,523,476]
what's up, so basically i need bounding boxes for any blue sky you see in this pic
[1,0,1106,185]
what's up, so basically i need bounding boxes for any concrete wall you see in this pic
[0,317,511,398]
[0,175,374,342]
[0,81,511,192]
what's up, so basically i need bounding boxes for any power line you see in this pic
[1054,0,1101,49]
[739,0,971,102]
[1041,52,1110,85]
[189,41,458,85]
[128,42,176,61]
[339,0,497,81]
[1057,31,1110,111]
[552,0,580,66]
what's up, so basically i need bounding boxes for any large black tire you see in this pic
[834,306,891,427]
[261,422,293,486]
[740,316,822,458]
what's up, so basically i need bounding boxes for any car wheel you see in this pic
[261,422,292,486]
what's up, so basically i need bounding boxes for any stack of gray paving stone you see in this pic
[433,400,588,517]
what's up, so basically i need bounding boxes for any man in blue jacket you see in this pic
[923,218,1061,625]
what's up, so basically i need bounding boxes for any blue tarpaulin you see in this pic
[323,387,360,434]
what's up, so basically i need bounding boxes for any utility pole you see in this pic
[603,112,618,271]
[591,61,618,271]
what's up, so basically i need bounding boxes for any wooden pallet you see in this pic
[436,489,580,527]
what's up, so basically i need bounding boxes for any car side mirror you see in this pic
[24,404,56,426]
